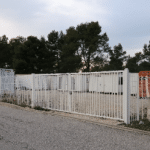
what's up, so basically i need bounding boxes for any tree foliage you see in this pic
[3,21,150,74]
[47,30,64,73]
[103,43,127,70]
[126,52,142,72]
[12,36,55,74]
[60,27,82,73]
[76,21,109,72]
[138,41,150,71]
[0,35,11,68]
[142,41,150,62]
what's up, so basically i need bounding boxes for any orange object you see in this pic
[139,71,150,98]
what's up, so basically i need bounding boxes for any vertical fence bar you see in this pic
[45,76,48,109]
[119,73,121,119]
[121,72,123,119]
[50,75,52,109]
[117,72,118,119]
[96,73,98,116]
[72,75,74,112]
[68,74,71,112]
[0,69,1,97]
[38,75,40,106]
[131,74,133,122]
[114,72,115,118]
[142,76,143,119]
[94,74,95,115]
[102,73,104,116]
[56,75,58,110]
[123,68,130,124]
[56,75,57,110]
[31,73,35,108]
[111,72,113,118]
[90,74,92,114]
[79,74,81,113]
[136,73,139,121]
[84,74,85,114]
[92,74,94,115]
[104,73,105,117]
[109,72,110,117]
[99,73,100,116]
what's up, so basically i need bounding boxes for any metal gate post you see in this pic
[136,74,139,121]
[123,68,130,124]
[31,73,35,108]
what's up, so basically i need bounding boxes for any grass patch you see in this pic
[1,97,49,111]
[33,106,50,111]
[124,118,150,131]
[18,102,27,108]
[1,99,8,103]
[1,98,30,108]
[2,99,15,104]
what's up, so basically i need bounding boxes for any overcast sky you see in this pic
[1,0,150,57]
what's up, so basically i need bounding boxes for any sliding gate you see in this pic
[31,70,130,123]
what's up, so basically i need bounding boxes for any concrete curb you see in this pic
[0,102,150,136]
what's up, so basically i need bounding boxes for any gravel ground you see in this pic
[0,103,150,150]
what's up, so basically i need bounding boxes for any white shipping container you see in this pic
[130,73,139,95]
[15,72,139,94]
[57,73,90,92]
[47,75,58,90]
[0,68,15,94]
[70,74,90,92]
[16,74,49,90]
[15,75,32,90]
[104,73,123,93]
[89,73,122,93]
[89,72,138,94]
[58,74,68,91]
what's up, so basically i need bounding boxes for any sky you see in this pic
[1,0,150,57]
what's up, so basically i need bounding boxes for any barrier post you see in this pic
[123,68,130,124]
[136,74,139,121]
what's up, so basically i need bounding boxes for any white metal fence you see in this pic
[31,71,124,121]
[0,68,147,124]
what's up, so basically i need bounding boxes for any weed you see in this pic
[2,99,7,103]
[124,118,150,131]
[33,106,50,111]
[2,99,13,104]
[13,99,18,105]
[19,102,27,108]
